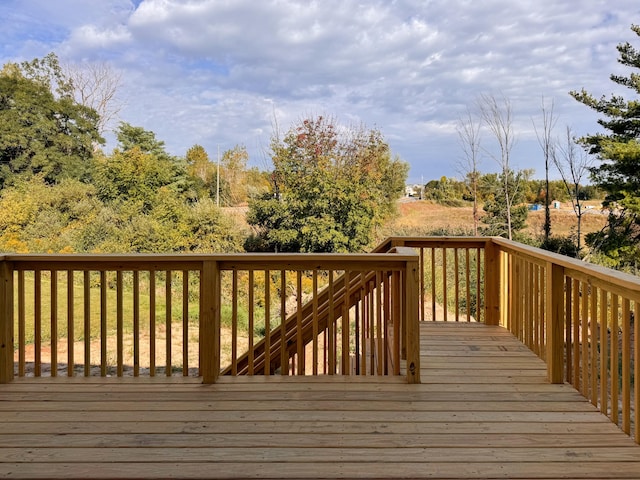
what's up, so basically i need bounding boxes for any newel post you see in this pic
[200,260,220,384]
[484,239,502,326]
[0,259,14,384]
[399,248,421,384]
[546,262,565,384]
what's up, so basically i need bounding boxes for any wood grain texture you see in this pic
[1,322,639,479]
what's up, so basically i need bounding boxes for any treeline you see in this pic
[0,55,406,255]
[419,175,602,207]
[0,54,270,253]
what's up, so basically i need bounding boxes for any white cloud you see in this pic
[1,0,639,180]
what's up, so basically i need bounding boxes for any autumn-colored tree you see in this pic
[247,116,407,252]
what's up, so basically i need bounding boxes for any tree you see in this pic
[456,109,482,235]
[478,93,523,240]
[220,145,249,206]
[571,24,640,271]
[532,96,558,243]
[63,60,123,135]
[186,144,215,200]
[247,116,408,253]
[0,58,102,187]
[553,127,593,256]
[480,170,529,238]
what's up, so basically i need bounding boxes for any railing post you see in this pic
[396,248,420,384]
[0,259,14,384]
[200,260,220,384]
[484,239,502,326]
[546,262,565,384]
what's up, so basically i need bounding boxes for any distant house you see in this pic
[405,185,422,198]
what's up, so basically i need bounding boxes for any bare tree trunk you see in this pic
[554,126,593,257]
[478,94,517,240]
[456,109,482,236]
[533,96,558,243]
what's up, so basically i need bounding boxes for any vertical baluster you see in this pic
[231,270,238,375]
[328,270,335,375]
[82,270,91,377]
[183,271,189,376]
[359,274,366,374]
[476,248,482,323]
[100,271,107,377]
[382,273,389,374]
[393,270,401,374]
[419,248,425,322]
[264,270,271,376]
[600,289,609,416]
[117,271,123,377]
[50,270,57,377]
[67,270,74,377]
[454,248,459,321]
[430,248,436,321]
[296,271,303,375]
[611,294,619,425]
[581,280,589,398]
[539,265,546,359]
[532,264,540,354]
[248,270,255,375]
[525,261,532,349]
[564,278,572,383]
[572,278,580,390]
[590,287,599,407]
[376,272,383,375]
[465,248,471,322]
[369,277,375,375]
[312,270,318,375]
[442,248,448,321]
[634,300,639,444]
[621,298,631,434]
[342,270,350,375]
[34,270,41,377]
[166,271,172,377]
[149,271,156,377]
[133,271,140,377]
[18,270,25,377]
[280,270,287,375]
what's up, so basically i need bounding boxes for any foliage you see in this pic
[480,170,528,237]
[0,57,102,187]
[570,24,640,271]
[423,176,466,206]
[539,235,580,258]
[247,116,408,252]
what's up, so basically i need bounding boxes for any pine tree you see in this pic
[571,25,640,271]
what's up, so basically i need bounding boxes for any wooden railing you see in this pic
[0,249,421,384]
[490,238,639,444]
[377,236,638,444]
[1,236,638,443]
[374,237,495,324]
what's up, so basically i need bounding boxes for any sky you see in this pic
[1,0,639,184]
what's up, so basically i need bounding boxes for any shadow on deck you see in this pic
[1,322,640,479]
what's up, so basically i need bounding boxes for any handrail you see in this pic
[0,250,420,384]
[489,237,639,444]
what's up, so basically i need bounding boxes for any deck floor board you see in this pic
[1,322,639,479]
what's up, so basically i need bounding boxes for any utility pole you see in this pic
[216,145,220,208]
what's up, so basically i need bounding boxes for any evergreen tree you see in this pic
[571,25,640,271]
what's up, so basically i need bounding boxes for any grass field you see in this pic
[384,199,608,241]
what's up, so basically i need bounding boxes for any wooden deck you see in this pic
[1,322,640,479]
